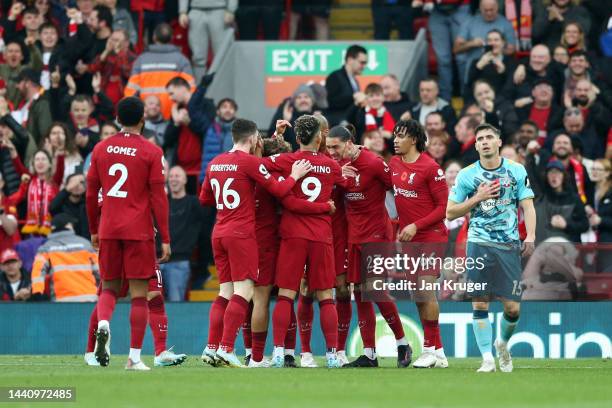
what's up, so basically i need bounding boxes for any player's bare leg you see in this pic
[95,279,121,367]
[316,288,340,368]
[202,282,233,366]
[472,297,496,372]
[125,279,150,371]
[495,300,520,373]
[148,291,187,367]
[271,288,297,367]
[297,279,317,367]
[335,274,352,366]
[249,285,272,367]
[414,275,446,368]
[217,279,254,367]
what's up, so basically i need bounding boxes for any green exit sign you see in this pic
[266,44,388,76]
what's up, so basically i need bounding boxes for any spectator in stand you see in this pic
[461,103,486,125]
[100,0,138,45]
[553,45,570,66]
[534,160,589,243]
[411,78,456,131]
[200,98,237,182]
[533,0,591,51]
[0,40,43,107]
[30,213,99,302]
[86,28,136,106]
[76,0,96,20]
[501,144,521,163]
[381,74,412,121]
[551,107,600,160]
[125,22,195,120]
[565,79,612,138]
[412,0,471,101]
[465,29,514,99]
[0,172,24,254]
[42,123,83,186]
[162,166,203,301]
[453,0,516,91]
[178,0,236,81]
[350,82,395,145]
[133,0,168,43]
[12,148,64,236]
[503,44,564,104]
[453,115,480,165]
[499,0,534,54]
[471,79,519,141]
[290,0,331,40]
[0,249,31,301]
[371,0,414,40]
[588,159,612,272]
[82,121,119,173]
[362,129,386,159]
[325,44,368,127]
[560,22,586,53]
[13,68,52,147]
[425,111,448,139]
[515,78,563,145]
[267,84,316,150]
[38,22,65,91]
[235,0,283,40]
[2,5,43,44]
[562,50,593,100]
[427,132,449,165]
[34,0,60,28]
[50,172,89,240]
[515,120,540,162]
[144,95,169,148]
[164,76,214,194]
[0,96,36,166]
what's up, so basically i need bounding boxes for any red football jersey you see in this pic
[262,150,347,243]
[331,184,348,242]
[343,148,393,243]
[86,131,169,242]
[389,153,449,242]
[199,150,297,239]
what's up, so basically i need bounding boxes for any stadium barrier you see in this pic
[2,302,610,358]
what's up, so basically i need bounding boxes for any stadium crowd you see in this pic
[0,0,611,302]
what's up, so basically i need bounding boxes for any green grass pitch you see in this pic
[1,355,611,408]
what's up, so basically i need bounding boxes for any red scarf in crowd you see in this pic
[22,178,57,236]
[505,0,532,52]
[568,158,587,204]
[365,106,395,132]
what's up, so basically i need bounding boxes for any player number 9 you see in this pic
[301,176,321,202]
[210,178,240,210]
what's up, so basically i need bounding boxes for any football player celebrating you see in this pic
[446,123,535,372]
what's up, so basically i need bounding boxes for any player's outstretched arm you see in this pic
[520,197,536,257]
[253,158,311,199]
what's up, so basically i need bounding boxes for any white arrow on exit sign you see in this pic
[366,50,379,71]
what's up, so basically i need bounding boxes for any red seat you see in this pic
[583,273,612,299]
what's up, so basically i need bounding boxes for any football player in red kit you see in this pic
[326,125,412,368]
[262,115,351,369]
[199,119,312,368]
[390,119,449,368]
[86,97,171,371]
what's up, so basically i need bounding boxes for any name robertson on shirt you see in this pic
[210,164,239,172]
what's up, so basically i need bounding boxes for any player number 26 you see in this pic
[210,178,240,210]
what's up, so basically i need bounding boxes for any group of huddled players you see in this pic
[85,96,535,373]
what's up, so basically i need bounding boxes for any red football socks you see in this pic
[86,305,98,352]
[220,294,250,353]
[129,297,148,349]
[207,296,229,350]
[376,301,405,339]
[422,319,441,349]
[319,299,338,351]
[97,288,117,322]
[242,301,253,351]
[354,291,376,349]
[297,295,314,353]
[148,295,168,356]
[285,303,297,350]
[251,331,267,362]
[336,298,352,351]
[272,295,293,347]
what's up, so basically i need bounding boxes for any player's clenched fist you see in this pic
[290,159,312,180]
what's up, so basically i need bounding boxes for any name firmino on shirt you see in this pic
[211,164,238,172]
[311,165,331,173]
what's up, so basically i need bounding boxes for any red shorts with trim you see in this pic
[99,239,156,281]
[400,242,447,279]
[213,237,259,284]
[97,265,163,297]
[334,233,348,277]
[257,240,279,287]
[275,238,334,291]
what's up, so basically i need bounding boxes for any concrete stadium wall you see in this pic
[1,302,610,358]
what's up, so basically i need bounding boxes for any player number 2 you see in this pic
[301,177,321,202]
[107,163,128,198]
[210,178,240,210]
